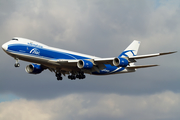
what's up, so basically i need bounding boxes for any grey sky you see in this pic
[0,0,180,120]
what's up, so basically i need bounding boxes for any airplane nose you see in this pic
[2,43,8,51]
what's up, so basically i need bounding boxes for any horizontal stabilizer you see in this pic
[129,51,177,59]
[127,64,158,69]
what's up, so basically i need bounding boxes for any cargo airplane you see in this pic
[2,37,176,80]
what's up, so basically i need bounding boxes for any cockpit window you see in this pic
[12,38,18,41]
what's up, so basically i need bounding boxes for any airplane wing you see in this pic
[127,64,158,69]
[48,59,79,68]
[47,51,176,73]
[129,51,177,59]
[93,51,177,64]
[48,58,114,73]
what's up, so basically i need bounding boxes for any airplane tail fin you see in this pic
[118,40,141,58]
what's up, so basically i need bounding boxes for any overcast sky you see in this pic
[0,0,180,120]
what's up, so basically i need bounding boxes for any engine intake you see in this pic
[77,60,93,69]
[113,57,129,67]
[25,64,44,74]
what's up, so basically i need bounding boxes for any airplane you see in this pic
[2,37,176,81]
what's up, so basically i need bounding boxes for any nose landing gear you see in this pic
[14,58,20,67]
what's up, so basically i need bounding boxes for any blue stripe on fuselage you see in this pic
[7,44,90,60]
[7,43,125,75]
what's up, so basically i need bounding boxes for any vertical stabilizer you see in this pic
[119,40,141,58]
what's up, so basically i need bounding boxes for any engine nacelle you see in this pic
[77,60,93,69]
[113,57,129,67]
[25,64,44,74]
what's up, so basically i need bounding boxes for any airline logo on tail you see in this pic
[119,50,136,57]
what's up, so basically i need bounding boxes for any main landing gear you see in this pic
[56,72,63,81]
[14,58,20,67]
[68,72,86,80]
[55,71,86,81]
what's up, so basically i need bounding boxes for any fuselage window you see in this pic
[12,38,18,41]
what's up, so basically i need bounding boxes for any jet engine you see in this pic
[77,60,93,69]
[25,64,44,74]
[113,57,129,67]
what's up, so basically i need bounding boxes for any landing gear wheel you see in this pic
[57,76,62,81]
[78,72,86,80]
[14,63,20,67]
[68,71,86,80]
[68,75,76,80]
[82,75,86,79]
[56,72,63,81]
[14,58,20,67]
